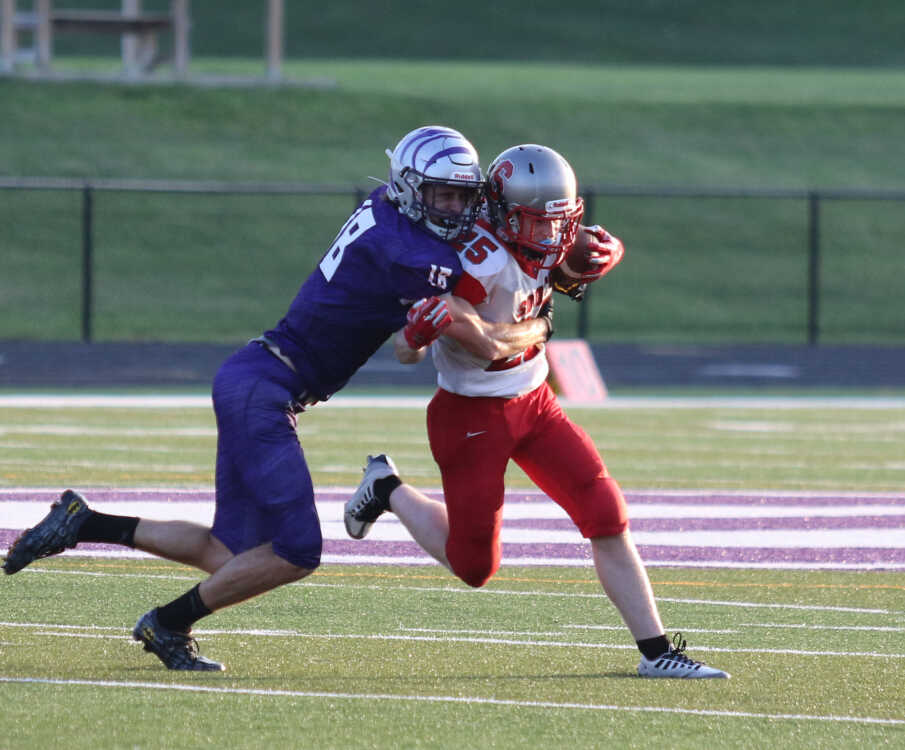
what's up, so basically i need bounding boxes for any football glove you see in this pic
[403,296,453,349]
[538,297,554,341]
[552,225,625,301]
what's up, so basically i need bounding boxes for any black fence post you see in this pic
[577,192,593,339]
[81,184,94,343]
[807,192,820,346]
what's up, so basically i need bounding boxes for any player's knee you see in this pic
[447,541,500,588]
[273,538,322,573]
[453,562,497,588]
[576,477,629,538]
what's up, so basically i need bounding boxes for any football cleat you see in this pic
[344,454,399,539]
[3,489,92,574]
[638,633,730,679]
[133,609,224,672]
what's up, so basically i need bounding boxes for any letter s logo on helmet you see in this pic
[385,126,485,241]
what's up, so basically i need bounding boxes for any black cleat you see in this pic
[132,609,225,672]
[3,490,91,574]
[344,454,398,539]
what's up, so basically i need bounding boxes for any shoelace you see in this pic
[349,487,377,516]
[667,632,704,666]
[182,636,201,658]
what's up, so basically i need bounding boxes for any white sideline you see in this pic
[0,676,901,726]
[1,394,905,409]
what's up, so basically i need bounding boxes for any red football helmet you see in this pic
[485,145,584,272]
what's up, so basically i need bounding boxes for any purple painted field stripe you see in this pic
[4,530,903,567]
[624,495,905,507]
[328,541,905,565]
[636,545,905,564]
[507,516,905,532]
[3,489,904,506]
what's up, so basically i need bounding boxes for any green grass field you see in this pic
[34,0,905,67]
[3,560,903,749]
[3,63,905,344]
[1,397,904,747]
[3,6,904,745]
[1,397,904,490]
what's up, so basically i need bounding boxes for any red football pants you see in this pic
[426,382,628,588]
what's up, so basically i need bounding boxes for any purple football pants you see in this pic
[210,343,322,569]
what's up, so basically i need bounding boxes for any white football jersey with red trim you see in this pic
[432,219,552,398]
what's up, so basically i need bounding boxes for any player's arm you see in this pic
[393,293,552,364]
[442,294,552,361]
[394,330,428,364]
[394,296,452,364]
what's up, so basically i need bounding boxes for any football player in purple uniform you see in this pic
[3,126,489,671]
[345,144,730,679]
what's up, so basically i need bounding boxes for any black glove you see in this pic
[538,297,554,341]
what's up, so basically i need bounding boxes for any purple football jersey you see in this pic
[264,186,462,399]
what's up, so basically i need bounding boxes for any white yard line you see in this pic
[4,547,904,571]
[5,573,902,616]
[4,486,904,498]
[17,629,905,658]
[0,676,901,726]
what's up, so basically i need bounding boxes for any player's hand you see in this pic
[538,297,554,341]
[579,225,625,284]
[403,296,453,349]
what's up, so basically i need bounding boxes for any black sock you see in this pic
[637,634,671,660]
[76,511,139,547]
[156,584,212,633]
[373,475,402,508]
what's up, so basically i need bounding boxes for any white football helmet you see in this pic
[485,144,584,271]
[386,126,484,240]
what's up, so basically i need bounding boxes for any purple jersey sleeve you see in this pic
[264,186,462,399]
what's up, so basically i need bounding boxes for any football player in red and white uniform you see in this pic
[346,145,729,679]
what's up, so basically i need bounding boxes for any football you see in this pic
[558,225,595,279]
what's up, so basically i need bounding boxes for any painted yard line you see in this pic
[6,498,904,534]
[7,617,902,641]
[321,524,905,549]
[741,623,905,633]
[5,488,904,503]
[4,487,904,500]
[401,626,741,636]
[7,625,903,659]
[7,574,903,615]
[561,625,740,634]
[10,498,905,521]
[0,676,902,726]
[2,394,905,410]
[4,545,904,571]
[0,425,216,437]
[5,533,905,568]
[656,596,899,614]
